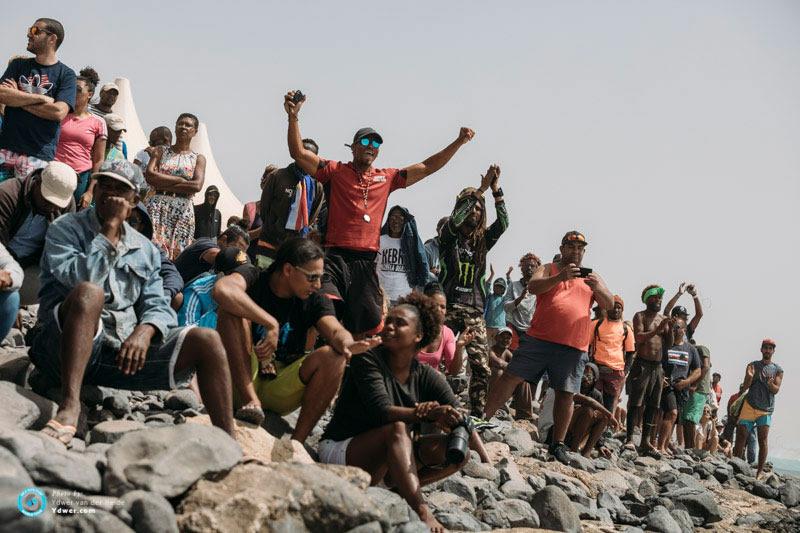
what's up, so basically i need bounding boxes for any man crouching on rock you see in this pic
[213,237,379,439]
[30,160,235,445]
[318,292,489,533]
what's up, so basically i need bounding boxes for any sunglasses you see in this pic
[359,138,382,149]
[28,26,54,37]
[294,264,323,283]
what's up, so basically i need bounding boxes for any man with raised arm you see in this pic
[283,91,474,336]
[663,282,704,341]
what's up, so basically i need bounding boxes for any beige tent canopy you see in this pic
[112,77,244,222]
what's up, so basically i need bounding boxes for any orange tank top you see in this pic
[527,263,595,351]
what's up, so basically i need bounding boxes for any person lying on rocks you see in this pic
[213,237,378,438]
[30,160,235,446]
[565,362,619,457]
[318,292,490,533]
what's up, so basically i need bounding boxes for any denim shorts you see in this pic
[506,335,588,394]
[29,304,195,391]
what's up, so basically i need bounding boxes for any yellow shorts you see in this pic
[250,352,308,416]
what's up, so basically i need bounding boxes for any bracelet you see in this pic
[492,188,504,198]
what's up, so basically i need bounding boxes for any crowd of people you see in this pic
[0,18,786,532]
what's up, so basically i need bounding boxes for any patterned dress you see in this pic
[145,147,198,260]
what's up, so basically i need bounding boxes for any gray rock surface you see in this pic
[530,485,581,533]
[646,505,682,533]
[479,498,539,528]
[104,424,242,497]
[433,509,486,531]
[0,381,57,429]
[88,419,146,444]
[164,388,200,411]
[366,487,420,526]
[0,445,33,486]
[177,463,386,532]
[121,490,179,533]
[26,448,102,493]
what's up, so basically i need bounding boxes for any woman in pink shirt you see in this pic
[54,67,107,208]
[418,282,473,374]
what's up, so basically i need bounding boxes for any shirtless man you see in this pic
[625,284,674,458]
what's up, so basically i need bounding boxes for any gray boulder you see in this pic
[596,489,626,518]
[164,389,200,411]
[728,456,755,477]
[751,480,779,500]
[26,448,102,493]
[780,479,800,507]
[344,521,382,533]
[102,390,132,417]
[664,487,722,524]
[646,505,682,533]
[638,478,658,498]
[88,420,146,444]
[500,479,535,502]
[530,485,581,533]
[544,470,591,504]
[479,498,539,528]
[121,490,178,533]
[104,424,242,497]
[501,427,536,456]
[461,459,499,482]
[440,476,478,509]
[0,348,30,384]
[366,487,420,526]
[670,508,695,533]
[735,513,765,526]
[177,463,382,531]
[53,508,134,532]
[0,381,57,429]
[433,509,486,531]
[0,478,53,533]
[0,445,33,486]
[564,450,596,472]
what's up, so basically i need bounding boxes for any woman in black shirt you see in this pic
[320,292,488,533]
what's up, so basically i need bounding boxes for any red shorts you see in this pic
[596,365,625,399]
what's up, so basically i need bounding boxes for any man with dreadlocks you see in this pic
[438,164,508,418]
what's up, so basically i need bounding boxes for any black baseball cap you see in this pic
[561,230,587,246]
[671,305,689,317]
[352,127,383,144]
[214,247,250,274]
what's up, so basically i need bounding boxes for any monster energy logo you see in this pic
[458,260,476,286]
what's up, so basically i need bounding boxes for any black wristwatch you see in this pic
[492,188,504,198]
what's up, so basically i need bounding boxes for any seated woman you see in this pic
[318,292,488,533]
[695,404,722,453]
[418,282,472,375]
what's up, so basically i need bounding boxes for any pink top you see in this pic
[55,114,107,173]
[528,263,595,351]
[417,326,456,373]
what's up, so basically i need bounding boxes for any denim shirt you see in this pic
[38,207,176,349]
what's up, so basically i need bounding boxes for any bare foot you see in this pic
[418,505,446,533]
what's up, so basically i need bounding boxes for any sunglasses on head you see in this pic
[293,264,323,283]
[28,26,54,37]
[359,138,382,149]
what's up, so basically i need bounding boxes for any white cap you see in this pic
[100,82,120,94]
[40,162,77,208]
[104,113,126,132]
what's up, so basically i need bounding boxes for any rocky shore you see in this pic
[1,313,799,532]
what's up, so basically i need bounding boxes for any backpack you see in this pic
[589,319,630,360]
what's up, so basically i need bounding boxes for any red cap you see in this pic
[762,338,776,347]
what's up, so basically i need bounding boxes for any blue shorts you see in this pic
[738,414,772,431]
[506,335,588,394]
[29,304,195,391]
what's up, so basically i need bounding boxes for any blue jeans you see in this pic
[0,290,20,341]
[746,426,757,464]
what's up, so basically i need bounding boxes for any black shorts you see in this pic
[660,386,688,413]
[321,248,382,335]
[626,358,664,409]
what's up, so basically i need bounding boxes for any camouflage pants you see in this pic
[445,305,491,417]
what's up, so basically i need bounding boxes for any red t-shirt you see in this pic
[527,263,595,351]
[316,161,406,252]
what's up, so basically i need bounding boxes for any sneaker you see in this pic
[469,416,496,430]
[549,441,571,465]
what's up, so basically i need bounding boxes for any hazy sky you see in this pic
[5,2,799,457]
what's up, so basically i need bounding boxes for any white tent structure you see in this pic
[112,77,244,222]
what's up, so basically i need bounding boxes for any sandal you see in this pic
[41,419,77,447]
[235,404,265,426]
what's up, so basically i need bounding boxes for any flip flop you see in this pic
[623,442,636,451]
[235,404,265,426]
[41,419,77,447]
